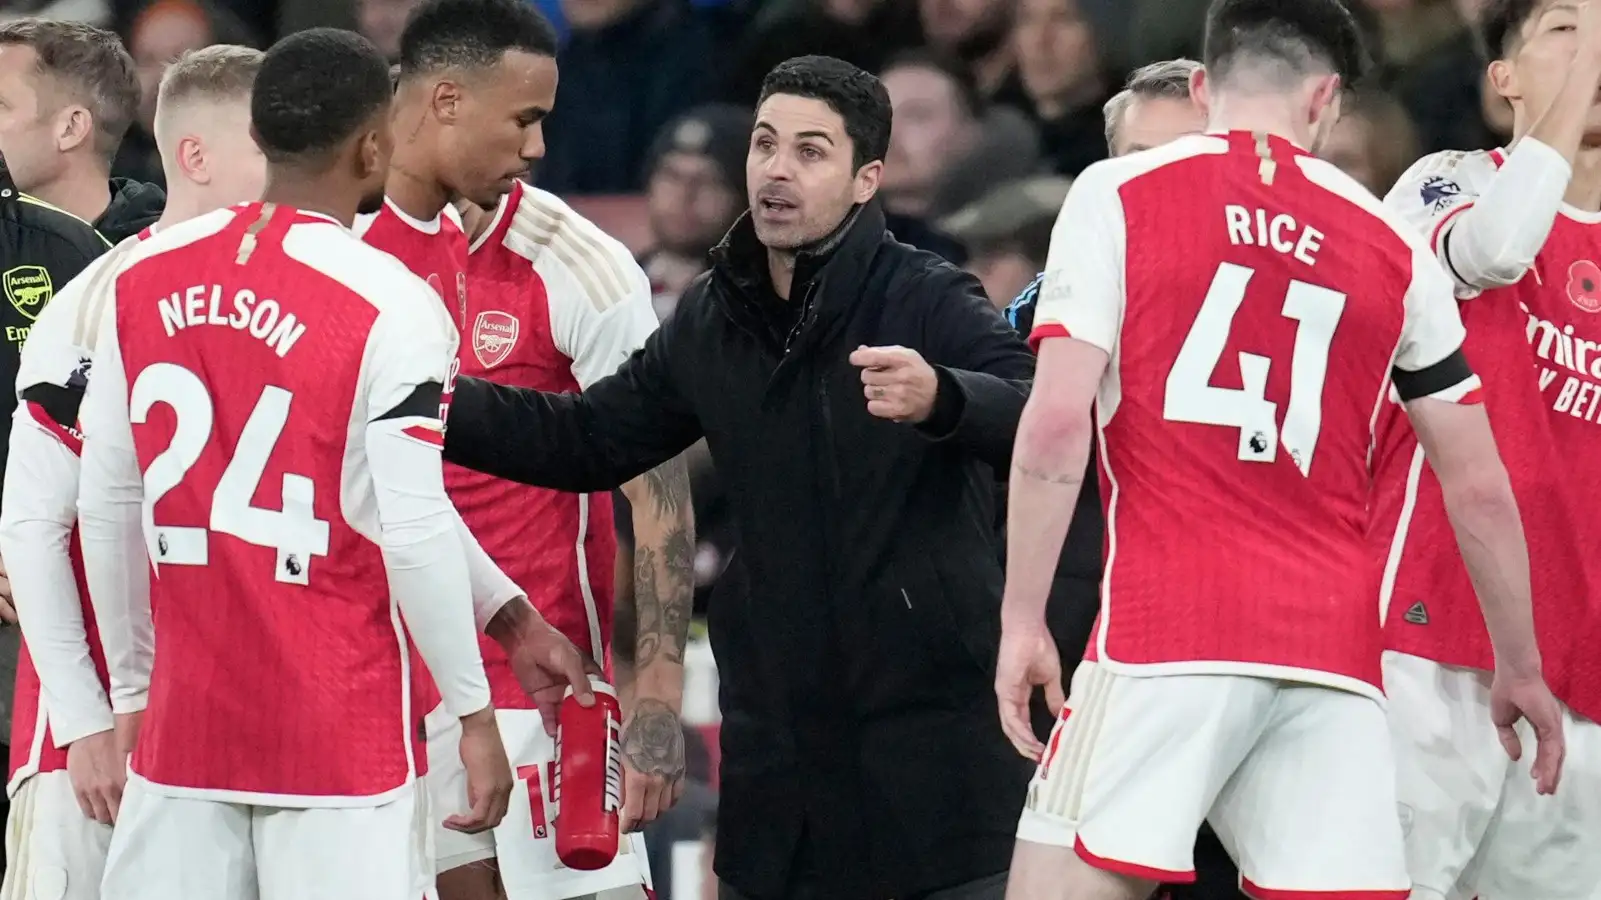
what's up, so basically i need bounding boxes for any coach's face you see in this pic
[747,94,881,251]
[435,49,557,209]
[0,44,68,193]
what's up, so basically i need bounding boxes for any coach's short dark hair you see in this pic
[251,28,392,166]
[0,18,138,162]
[759,55,892,171]
[398,0,558,78]
[1203,0,1369,87]
[1476,0,1542,61]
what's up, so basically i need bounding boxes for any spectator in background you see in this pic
[640,104,750,320]
[0,19,163,242]
[1099,57,1204,156]
[916,0,1014,98]
[1395,0,1506,153]
[939,174,1066,308]
[355,0,421,59]
[1319,87,1421,195]
[1011,0,1112,175]
[881,51,981,220]
[723,0,922,106]
[117,0,259,186]
[0,0,110,27]
[536,0,716,193]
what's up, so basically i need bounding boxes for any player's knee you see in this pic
[436,860,505,900]
[1007,838,1156,900]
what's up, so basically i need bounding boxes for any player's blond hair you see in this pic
[154,44,263,132]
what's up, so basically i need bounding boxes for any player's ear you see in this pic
[357,128,384,181]
[177,135,210,186]
[1190,67,1211,116]
[429,79,463,125]
[1487,59,1517,103]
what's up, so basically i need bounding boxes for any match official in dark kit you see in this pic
[444,54,1035,900]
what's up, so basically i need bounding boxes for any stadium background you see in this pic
[0,0,1503,896]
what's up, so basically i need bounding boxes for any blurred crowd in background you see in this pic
[0,0,1515,895]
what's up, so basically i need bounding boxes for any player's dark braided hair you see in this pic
[251,28,392,167]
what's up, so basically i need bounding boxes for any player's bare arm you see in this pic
[616,454,695,831]
[996,337,1103,759]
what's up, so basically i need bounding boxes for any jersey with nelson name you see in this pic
[1373,148,1599,715]
[458,179,657,707]
[1030,132,1476,699]
[5,233,147,795]
[77,203,476,803]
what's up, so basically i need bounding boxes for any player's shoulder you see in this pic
[123,208,238,268]
[1291,155,1427,258]
[501,181,647,313]
[1392,148,1500,195]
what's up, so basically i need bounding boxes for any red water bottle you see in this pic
[554,677,622,871]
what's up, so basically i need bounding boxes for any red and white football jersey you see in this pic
[75,203,490,804]
[1031,132,1476,699]
[456,180,657,708]
[1,235,146,795]
[1374,147,1601,717]
[354,198,470,727]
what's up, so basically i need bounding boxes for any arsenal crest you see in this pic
[472,310,519,368]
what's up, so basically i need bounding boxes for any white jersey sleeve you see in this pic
[75,282,153,716]
[1031,160,1127,355]
[1392,237,1481,403]
[360,290,491,719]
[0,410,111,743]
[1383,143,1570,297]
[518,187,659,387]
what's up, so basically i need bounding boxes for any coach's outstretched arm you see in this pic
[1394,245,1566,795]
[1385,3,1601,291]
[444,312,703,492]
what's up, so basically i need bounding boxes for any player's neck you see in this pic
[27,165,110,225]
[261,172,360,228]
[153,187,213,231]
[1204,99,1313,151]
[384,141,450,222]
[1567,146,1601,212]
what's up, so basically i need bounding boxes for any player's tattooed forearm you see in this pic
[1014,464,1083,487]
[612,565,639,668]
[642,456,691,519]
[622,697,685,781]
[633,545,664,668]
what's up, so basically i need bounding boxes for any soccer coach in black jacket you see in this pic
[445,55,1034,900]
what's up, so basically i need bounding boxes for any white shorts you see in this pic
[424,704,651,899]
[0,770,113,900]
[1018,662,1409,898]
[1384,651,1601,900]
[101,774,432,900]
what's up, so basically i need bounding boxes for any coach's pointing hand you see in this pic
[850,345,938,423]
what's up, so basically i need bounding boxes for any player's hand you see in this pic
[619,697,686,833]
[502,612,598,737]
[995,620,1066,760]
[444,708,513,834]
[0,552,16,624]
[1578,0,1601,70]
[1489,666,1566,794]
[66,729,126,825]
[113,711,142,756]
[849,345,938,424]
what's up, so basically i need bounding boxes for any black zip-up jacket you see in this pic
[0,169,110,490]
[444,200,1036,900]
[93,177,165,243]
